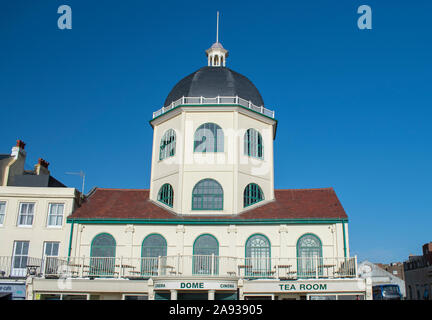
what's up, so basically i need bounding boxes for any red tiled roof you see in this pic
[69,188,347,222]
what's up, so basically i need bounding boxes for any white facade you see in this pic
[149,107,276,215]
[0,186,78,261]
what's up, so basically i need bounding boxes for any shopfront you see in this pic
[242,278,370,300]
[153,279,238,300]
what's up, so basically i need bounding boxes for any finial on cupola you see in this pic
[206,11,228,67]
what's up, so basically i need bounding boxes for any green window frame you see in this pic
[158,183,174,208]
[159,129,176,160]
[296,233,323,278]
[192,179,223,210]
[244,128,263,159]
[244,183,264,207]
[245,234,271,277]
[193,234,219,275]
[141,234,167,276]
[194,123,224,152]
[90,233,116,276]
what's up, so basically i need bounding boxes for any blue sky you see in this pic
[1,1,431,263]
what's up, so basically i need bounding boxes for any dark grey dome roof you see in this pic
[164,67,264,107]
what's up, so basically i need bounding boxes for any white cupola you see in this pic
[205,12,228,67]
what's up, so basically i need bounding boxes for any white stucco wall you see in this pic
[149,106,276,215]
[69,222,348,260]
[0,186,78,258]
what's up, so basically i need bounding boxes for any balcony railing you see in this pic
[0,255,357,280]
[152,96,276,119]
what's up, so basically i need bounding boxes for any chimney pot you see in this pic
[38,158,49,169]
[16,140,26,149]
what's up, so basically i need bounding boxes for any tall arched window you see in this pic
[90,233,116,276]
[194,123,224,153]
[159,129,176,160]
[296,234,322,278]
[158,183,174,207]
[193,234,219,275]
[245,234,271,277]
[244,183,264,207]
[192,179,223,210]
[141,234,167,275]
[244,128,263,159]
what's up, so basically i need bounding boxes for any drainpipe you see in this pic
[342,221,347,258]
[67,221,74,262]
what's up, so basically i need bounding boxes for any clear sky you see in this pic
[1,0,431,264]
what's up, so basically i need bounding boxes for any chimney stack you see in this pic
[11,139,26,159]
[35,158,50,176]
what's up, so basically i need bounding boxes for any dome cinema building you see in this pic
[26,19,371,301]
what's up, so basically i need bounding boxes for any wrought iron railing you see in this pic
[0,255,357,280]
[152,96,275,119]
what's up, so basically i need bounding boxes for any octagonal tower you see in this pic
[149,28,277,216]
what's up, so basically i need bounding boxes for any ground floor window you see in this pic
[337,294,365,300]
[309,295,336,300]
[309,294,364,300]
[177,292,209,300]
[39,294,61,300]
[215,292,237,300]
[123,294,148,300]
[155,291,170,300]
[37,293,88,300]
[244,295,273,300]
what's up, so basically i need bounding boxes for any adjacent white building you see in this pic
[0,140,80,299]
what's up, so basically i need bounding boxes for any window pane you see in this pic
[48,203,64,226]
[142,234,167,257]
[158,184,173,207]
[192,179,223,210]
[91,234,116,257]
[20,203,28,214]
[245,129,263,159]
[297,234,322,278]
[244,183,264,207]
[45,242,59,256]
[45,242,53,255]
[194,123,224,153]
[160,129,176,160]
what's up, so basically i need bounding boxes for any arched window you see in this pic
[296,234,322,278]
[194,123,224,153]
[245,234,271,277]
[244,183,264,207]
[90,233,116,276]
[244,128,263,159]
[158,183,173,207]
[159,129,176,160]
[192,179,223,210]
[141,234,167,276]
[193,234,219,275]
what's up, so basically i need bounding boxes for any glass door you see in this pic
[12,241,29,277]
[43,242,59,275]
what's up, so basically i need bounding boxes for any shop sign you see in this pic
[154,280,237,290]
[279,283,328,291]
[244,279,366,293]
[0,283,26,298]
